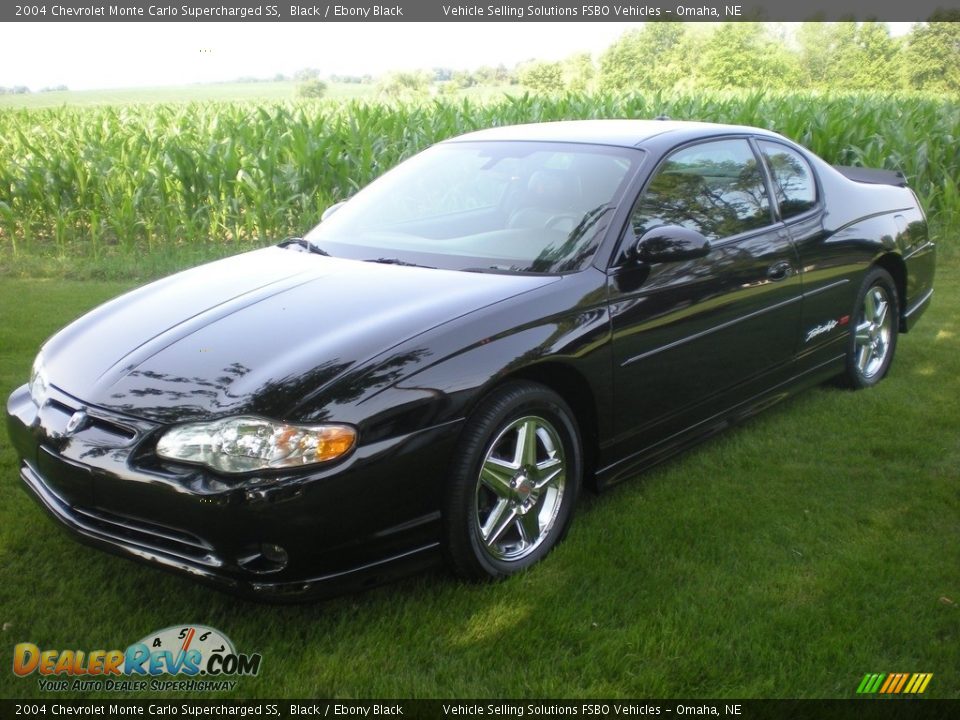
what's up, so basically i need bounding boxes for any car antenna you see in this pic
[655,115,671,121]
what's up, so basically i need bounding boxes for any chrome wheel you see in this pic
[854,285,893,380]
[842,267,898,390]
[444,381,580,580]
[474,415,567,562]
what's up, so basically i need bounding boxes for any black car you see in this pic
[6,120,936,600]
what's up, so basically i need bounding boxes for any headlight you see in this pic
[156,416,357,474]
[29,352,49,406]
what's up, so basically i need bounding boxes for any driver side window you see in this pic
[632,138,773,242]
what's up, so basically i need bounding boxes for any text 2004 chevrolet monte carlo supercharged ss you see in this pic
[7,120,936,600]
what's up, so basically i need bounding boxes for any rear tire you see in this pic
[842,267,898,389]
[442,381,581,580]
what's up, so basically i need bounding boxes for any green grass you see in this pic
[0,256,957,700]
[0,81,519,110]
[0,81,304,108]
[2,89,957,280]
[0,81,375,109]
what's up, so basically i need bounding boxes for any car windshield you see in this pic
[304,141,642,273]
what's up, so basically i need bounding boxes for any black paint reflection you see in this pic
[759,141,817,219]
[632,139,771,241]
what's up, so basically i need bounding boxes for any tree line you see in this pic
[585,18,959,95]
[362,19,959,101]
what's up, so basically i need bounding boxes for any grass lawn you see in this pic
[0,258,957,700]
[0,81,307,108]
[0,81,369,108]
[0,81,519,109]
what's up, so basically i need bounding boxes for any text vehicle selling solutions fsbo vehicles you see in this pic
[6,120,936,599]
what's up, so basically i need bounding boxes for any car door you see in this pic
[606,136,802,461]
[755,139,840,361]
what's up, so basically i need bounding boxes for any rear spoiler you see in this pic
[834,165,908,187]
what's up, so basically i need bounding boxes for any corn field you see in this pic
[1,90,957,269]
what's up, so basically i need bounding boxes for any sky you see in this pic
[1,21,914,91]
[1,21,641,90]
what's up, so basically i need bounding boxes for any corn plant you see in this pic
[0,90,956,266]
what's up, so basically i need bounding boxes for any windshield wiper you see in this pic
[462,266,524,274]
[278,237,331,256]
[365,257,435,269]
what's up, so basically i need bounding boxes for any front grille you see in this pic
[22,462,223,569]
[72,506,220,566]
[45,395,137,443]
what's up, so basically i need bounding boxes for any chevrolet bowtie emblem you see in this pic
[65,410,89,435]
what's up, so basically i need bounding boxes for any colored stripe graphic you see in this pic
[893,674,909,693]
[904,674,921,693]
[879,674,896,693]
[857,673,932,694]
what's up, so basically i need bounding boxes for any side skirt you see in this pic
[594,353,845,489]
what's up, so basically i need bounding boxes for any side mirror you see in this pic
[321,201,346,222]
[634,225,711,264]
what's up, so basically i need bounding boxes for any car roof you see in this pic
[447,119,784,149]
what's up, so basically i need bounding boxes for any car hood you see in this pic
[43,247,556,423]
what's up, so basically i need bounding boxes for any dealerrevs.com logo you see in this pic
[13,625,262,693]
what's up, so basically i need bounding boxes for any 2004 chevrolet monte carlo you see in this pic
[6,120,936,600]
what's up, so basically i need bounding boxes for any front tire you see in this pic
[843,267,899,389]
[443,381,581,580]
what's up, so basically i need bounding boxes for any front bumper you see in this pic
[7,383,461,601]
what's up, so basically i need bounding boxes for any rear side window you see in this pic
[759,140,817,219]
[631,138,772,241]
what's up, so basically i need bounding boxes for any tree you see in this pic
[437,81,460,97]
[519,61,564,94]
[451,70,476,88]
[797,21,842,87]
[473,65,498,85]
[377,71,431,102]
[297,78,328,98]
[827,22,902,90]
[599,23,696,92]
[853,22,902,89]
[563,52,595,92]
[903,13,960,92]
[700,23,801,90]
[293,68,321,82]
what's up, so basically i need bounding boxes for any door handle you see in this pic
[767,261,793,282]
